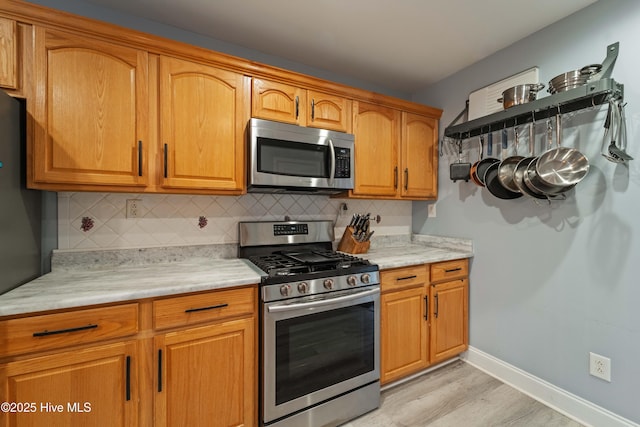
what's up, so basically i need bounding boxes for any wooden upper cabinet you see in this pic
[0,17,17,90]
[401,113,438,199]
[252,78,305,125]
[159,56,249,191]
[31,27,149,188]
[307,90,352,132]
[351,101,400,197]
[252,78,352,132]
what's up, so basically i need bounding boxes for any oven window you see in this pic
[257,137,329,178]
[275,302,375,405]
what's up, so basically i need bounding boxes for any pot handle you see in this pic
[487,132,493,156]
[531,83,545,92]
[497,97,503,104]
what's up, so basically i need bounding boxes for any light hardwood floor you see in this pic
[344,360,584,427]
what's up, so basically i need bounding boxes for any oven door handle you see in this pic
[267,288,379,313]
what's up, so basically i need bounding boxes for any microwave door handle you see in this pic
[328,139,336,185]
[267,287,379,313]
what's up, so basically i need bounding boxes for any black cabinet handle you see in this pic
[397,275,417,281]
[434,293,439,319]
[32,324,98,337]
[163,144,168,178]
[404,168,408,190]
[157,349,163,392]
[295,96,299,119]
[445,267,462,273]
[311,99,315,120]
[137,140,143,177]
[424,295,429,320]
[394,166,398,189]
[184,303,228,313]
[125,356,131,401]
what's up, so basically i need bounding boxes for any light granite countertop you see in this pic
[0,234,473,317]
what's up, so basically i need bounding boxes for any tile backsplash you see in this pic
[57,192,412,250]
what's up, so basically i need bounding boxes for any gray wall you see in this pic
[413,0,640,422]
[27,0,409,100]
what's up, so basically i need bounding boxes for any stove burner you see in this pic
[249,250,371,278]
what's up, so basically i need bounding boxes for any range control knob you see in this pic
[361,273,371,284]
[297,282,309,294]
[279,284,291,297]
[347,275,358,287]
[323,279,334,290]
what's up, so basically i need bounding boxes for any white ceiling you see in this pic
[76,0,597,93]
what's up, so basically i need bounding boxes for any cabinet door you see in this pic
[401,113,438,199]
[252,78,305,125]
[159,56,249,191]
[0,17,17,90]
[307,90,351,132]
[31,27,149,187]
[380,286,428,384]
[0,341,138,427]
[352,101,400,197]
[155,317,255,427]
[430,278,468,363]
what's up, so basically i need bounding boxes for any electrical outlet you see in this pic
[428,203,437,218]
[589,352,611,382]
[126,199,141,219]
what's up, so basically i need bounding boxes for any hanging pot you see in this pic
[497,126,524,194]
[534,114,589,191]
[484,129,522,199]
[472,132,499,187]
[513,122,547,199]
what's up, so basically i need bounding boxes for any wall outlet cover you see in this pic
[589,352,611,382]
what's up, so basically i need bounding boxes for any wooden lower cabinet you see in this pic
[0,285,258,427]
[380,286,428,384]
[430,278,469,364]
[0,340,139,427]
[380,260,469,385]
[154,317,255,427]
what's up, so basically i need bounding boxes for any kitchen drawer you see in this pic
[380,265,428,293]
[153,286,256,330]
[430,259,468,283]
[0,303,139,357]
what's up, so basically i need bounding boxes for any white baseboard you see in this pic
[463,346,639,427]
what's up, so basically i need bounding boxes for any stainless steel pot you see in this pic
[497,83,544,109]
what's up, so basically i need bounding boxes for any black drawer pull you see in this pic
[125,356,131,401]
[158,349,163,393]
[434,294,439,319]
[33,324,98,337]
[397,275,417,281]
[445,267,462,273]
[184,303,228,313]
[137,140,143,177]
[424,295,429,320]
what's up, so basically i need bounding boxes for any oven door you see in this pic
[262,286,380,424]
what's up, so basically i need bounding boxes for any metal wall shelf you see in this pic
[444,77,623,140]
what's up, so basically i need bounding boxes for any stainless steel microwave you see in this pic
[247,118,355,194]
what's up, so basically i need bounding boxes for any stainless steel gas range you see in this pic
[238,220,381,427]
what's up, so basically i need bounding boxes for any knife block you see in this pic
[337,226,370,254]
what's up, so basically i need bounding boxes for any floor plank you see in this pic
[343,360,584,427]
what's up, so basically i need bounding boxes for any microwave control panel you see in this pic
[334,148,351,178]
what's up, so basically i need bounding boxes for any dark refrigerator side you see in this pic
[0,89,53,295]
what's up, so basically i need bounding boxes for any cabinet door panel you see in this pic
[0,341,138,427]
[352,102,399,196]
[430,279,468,363]
[0,17,17,89]
[381,286,428,384]
[160,56,249,191]
[32,27,148,187]
[402,113,437,199]
[252,78,304,125]
[155,317,255,427]
[307,90,351,132]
